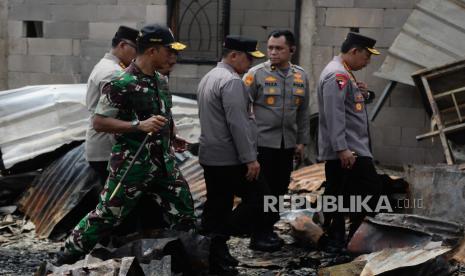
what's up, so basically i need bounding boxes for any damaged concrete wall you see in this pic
[6,0,167,89]
[305,0,445,166]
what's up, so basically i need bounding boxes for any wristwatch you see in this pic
[131,119,140,129]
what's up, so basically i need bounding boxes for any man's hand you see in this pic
[337,149,356,169]
[295,144,305,163]
[357,81,369,98]
[246,160,260,182]
[173,135,189,152]
[138,115,167,133]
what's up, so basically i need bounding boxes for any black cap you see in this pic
[223,35,265,58]
[113,26,139,44]
[344,32,380,55]
[137,24,186,51]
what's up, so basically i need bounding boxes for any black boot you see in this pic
[209,238,238,275]
[266,231,284,247]
[249,233,283,252]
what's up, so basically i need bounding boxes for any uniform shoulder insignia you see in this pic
[244,73,254,86]
[292,64,305,72]
[335,73,349,90]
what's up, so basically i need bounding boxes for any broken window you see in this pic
[168,0,230,64]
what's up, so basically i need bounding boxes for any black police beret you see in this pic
[113,26,139,44]
[137,24,186,51]
[224,35,265,58]
[344,32,380,55]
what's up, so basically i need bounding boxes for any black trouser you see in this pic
[257,146,295,230]
[201,164,270,240]
[323,157,382,241]
[88,161,109,186]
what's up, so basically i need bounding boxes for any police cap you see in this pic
[137,24,186,51]
[344,32,380,55]
[224,35,265,58]
[114,25,139,44]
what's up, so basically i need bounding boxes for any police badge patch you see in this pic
[335,74,349,90]
[244,74,254,86]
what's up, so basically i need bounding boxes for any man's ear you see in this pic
[349,47,359,55]
[290,46,296,54]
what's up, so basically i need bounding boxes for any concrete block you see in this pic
[118,0,165,4]
[354,0,418,9]
[28,38,73,56]
[173,77,199,95]
[25,0,115,3]
[230,10,245,26]
[315,0,354,7]
[51,5,98,22]
[9,72,80,88]
[89,22,137,40]
[8,4,51,20]
[267,0,295,11]
[243,10,292,27]
[311,46,333,65]
[7,20,24,37]
[81,40,110,57]
[96,5,146,22]
[145,4,167,25]
[372,106,427,128]
[372,145,427,166]
[80,55,101,79]
[73,40,81,56]
[232,0,293,11]
[400,127,427,148]
[314,26,350,46]
[316,8,326,26]
[371,125,401,146]
[51,56,80,74]
[389,83,424,108]
[241,26,269,41]
[326,8,384,28]
[8,37,27,54]
[44,22,89,39]
[384,9,412,28]
[8,54,51,73]
[171,64,198,79]
[231,0,261,10]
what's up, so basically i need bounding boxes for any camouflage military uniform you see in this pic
[64,62,195,255]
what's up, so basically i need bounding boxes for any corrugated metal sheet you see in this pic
[175,152,206,216]
[288,163,325,193]
[18,144,101,238]
[375,0,465,85]
[0,84,89,170]
[0,84,200,170]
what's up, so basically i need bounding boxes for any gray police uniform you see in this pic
[243,60,310,231]
[244,60,310,149]
[197,61,268,241]
[84,53,121,163]
[198,62,257,166]
[317,55,371,160]
[318,55,381,244]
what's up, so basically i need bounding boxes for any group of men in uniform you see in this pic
[55,21,383,276]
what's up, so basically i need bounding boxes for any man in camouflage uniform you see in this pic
[56,24,195,265]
